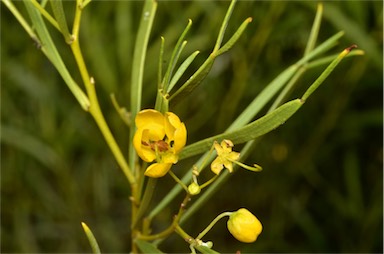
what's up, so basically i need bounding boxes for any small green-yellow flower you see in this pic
[211,139,240,174]
[133,109,187,178]
[227,208,262,243]
[187,182,201,195]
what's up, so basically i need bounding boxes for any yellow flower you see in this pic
[227,208,262,243]
[211,139,240,174]
[133,109,187,178]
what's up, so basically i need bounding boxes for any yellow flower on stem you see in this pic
[227,208,262,243]
[133,109,187,178]
[211,139,240,174]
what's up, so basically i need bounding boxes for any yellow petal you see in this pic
[221,139,234,153]
[135,109,164,129]
[214,141,224,155]
[162,152,178,164]
[228,151,240,161]
[144,163,172,178]
[173,122,187,152]
[133,129,156,162]
[211,157,225,175]
[141,128,165,144]
[223,160,234,173]
[164,112,179,139]
[164,112,187,152]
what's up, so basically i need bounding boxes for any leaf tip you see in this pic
[81,222,88,230]
[346,44,358,52]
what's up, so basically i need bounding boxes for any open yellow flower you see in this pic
[133,109,187,178]
[211,139,240,174]
[227,208,262,243]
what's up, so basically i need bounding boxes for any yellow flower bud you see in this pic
[188,182,201,195]
[227,208,262,243]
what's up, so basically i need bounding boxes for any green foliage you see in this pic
[1,0,382,253]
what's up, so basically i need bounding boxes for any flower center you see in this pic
[142,140,170,153]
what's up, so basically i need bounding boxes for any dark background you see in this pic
[1,1,382,253]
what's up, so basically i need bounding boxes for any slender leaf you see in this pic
[135,239,164,253]
[213,0,237,51]
[162,19,192,92]
[81,222,101,254]
[169,0,244,105]
[301,45,358,102]
[304,3,323,56]
[167,50,200,93]
[180,99,303,159]
[215,17,252,56]
[129,0,157,170]
[23,0,90,110]
[49,0,72,43]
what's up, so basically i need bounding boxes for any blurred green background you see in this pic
[1,1,382,253]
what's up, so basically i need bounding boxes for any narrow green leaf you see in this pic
[180,99,303,159]
[215,17,252,56]
[227,30,345,131]
[169,0,244,105]
[81,222,101,254]
[304,3,323,56]
[169,55,215,104]
[162,19,192,92]
[298,31,344,65]
[306,49,364,69]
[49,0,72,43]
[30,0,60,31]
[301,45,358,102]
[130,0,157,116]
[135,239,164,254]
[213,0,237,51]
[158,37,165,88]
[24,0,90,110]
[228,64,299,131]
[129,0,157,171]
[167,50,200,93]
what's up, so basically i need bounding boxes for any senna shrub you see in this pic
[3,0,363,253]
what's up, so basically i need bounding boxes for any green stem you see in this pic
[196,212,232,240]
[31,0,60,31]
[132,178,157,229]
[138,194,191,241]
[174,224,193,242]
[169,170,189,192]
[199,174,219,190]
[69,2,135,186]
